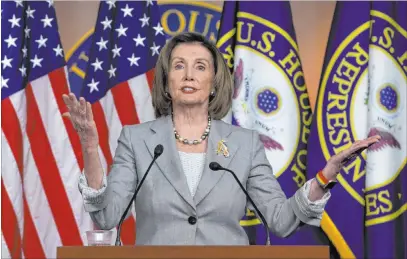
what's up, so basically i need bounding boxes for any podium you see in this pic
[57,245,329,258]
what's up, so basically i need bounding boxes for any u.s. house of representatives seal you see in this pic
[217,12,312,184]
[317,10,406,225]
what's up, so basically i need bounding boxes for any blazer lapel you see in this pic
[144,116,196,210]
[193,120,239,206]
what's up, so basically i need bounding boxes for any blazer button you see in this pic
[188,216,197,225]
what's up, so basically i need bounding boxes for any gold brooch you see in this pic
[216,140,230,158]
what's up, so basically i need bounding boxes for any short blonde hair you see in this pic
[152,32,233,120]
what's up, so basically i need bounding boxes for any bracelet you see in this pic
[316,170,329,185]
[315,170,337,190]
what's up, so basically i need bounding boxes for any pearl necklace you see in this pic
[174,116,211,145]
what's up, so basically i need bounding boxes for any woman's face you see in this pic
[168,42,215,109]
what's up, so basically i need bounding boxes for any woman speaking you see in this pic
[62,32,380,245]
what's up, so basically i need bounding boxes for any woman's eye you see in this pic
[174,64,183,69]
[197,65,206,71]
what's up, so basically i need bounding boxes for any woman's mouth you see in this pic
[181,87,198,93]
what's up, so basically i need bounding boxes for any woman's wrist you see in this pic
[321,161,340,181]
[82,145,99,154]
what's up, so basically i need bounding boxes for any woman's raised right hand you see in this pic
[62,93,99,151]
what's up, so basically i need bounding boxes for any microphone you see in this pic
[115,144,164,246]
[209,162,271,245]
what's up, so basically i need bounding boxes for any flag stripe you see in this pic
[1,129,24,258]
[1,99,47,258]
[111,81,140,126]
[128,75,155,123]
[1,99,24,173]
[1,232,12,259]
[146,68,155,91]
[9,90,62,258]
[22,195,47,258]
[100,91,123,158]
[48,68,84,170]
[120,218,136,245]
[25,84,83,245]
[1,180,22,259]
[22,146,61,259]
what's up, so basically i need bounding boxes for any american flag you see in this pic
[1,0,93,258]
[80,0,166,246]
[1,0,165,257]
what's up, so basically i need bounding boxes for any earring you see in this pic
[210,90,216,96]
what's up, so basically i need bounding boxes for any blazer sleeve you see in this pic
[246,130,330,238]
[78,125,138,230]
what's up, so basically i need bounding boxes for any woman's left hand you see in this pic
[322,135,381,180]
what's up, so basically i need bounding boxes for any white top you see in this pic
[178,151,206,197]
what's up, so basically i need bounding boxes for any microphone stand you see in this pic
[115,144,163,246]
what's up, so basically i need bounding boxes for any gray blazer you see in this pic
[79,115,329,245]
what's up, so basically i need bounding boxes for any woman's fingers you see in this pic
[366,135,381,144]
[62,93,92,133]
[62,112,71,118]
[65,93,78,107]
[79,97,87,122]
[62,94,70,105]
[345,141,368,157]
[86,102,94,122]
[66,93,79,115]
[68,92,77,102]
[62,94,77,120]
[339,135,382,165]
[62,94,75,112]
[348,136,380,156]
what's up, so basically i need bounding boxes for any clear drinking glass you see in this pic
[86,230,113,246]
